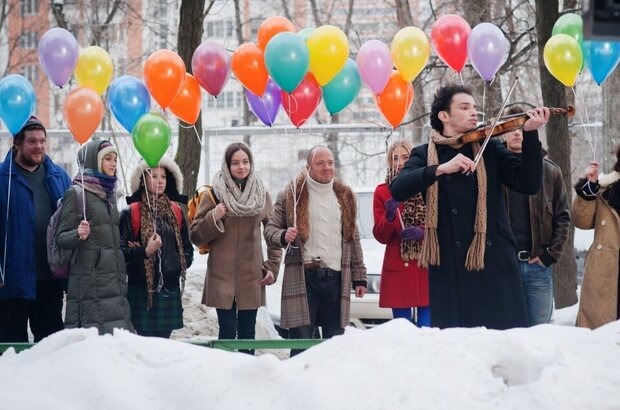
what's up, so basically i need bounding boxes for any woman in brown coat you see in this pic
[189,142,281,353]
[572,150,620,329]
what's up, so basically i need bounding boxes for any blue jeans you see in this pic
[392,307,431,327]
[518,261,553,326]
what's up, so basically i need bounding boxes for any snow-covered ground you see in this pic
[1,229,617,409]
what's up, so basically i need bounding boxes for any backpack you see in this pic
[187,185,218,255]
[47,186,85,279]
[129,202,183,240]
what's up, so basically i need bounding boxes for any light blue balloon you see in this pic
[583,40,620,85]
[108,75,151,133]
[322,59,361,115]
[264,32,309,93]
[0,75,36,135]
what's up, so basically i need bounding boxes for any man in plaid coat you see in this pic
[265,146,367,355]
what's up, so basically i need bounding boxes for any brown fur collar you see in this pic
[285,173,357,243]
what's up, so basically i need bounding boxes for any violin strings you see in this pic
[571,86,596,161]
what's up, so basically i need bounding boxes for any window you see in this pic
[206,21,214,37]
[19,32,37,49]
[22,64,38,83]
[20,0,38,16]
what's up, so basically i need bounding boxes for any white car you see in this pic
[265,187,391,336]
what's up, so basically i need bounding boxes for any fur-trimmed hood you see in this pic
[599,171,620,188]
[126,155,187,204]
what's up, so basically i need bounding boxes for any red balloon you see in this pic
[281,73,322,128]
[431,14,471,73]
[169,73,202,125]
[374,71,413,128]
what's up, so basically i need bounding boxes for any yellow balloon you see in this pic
[307,25,349,86]
[543,34,582,87]
[391,27,430,82]
[74,46,114,95]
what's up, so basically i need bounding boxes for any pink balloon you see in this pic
[356,40,393,94]
[191,41,231,97]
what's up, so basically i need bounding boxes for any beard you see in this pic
[15,151,44,168]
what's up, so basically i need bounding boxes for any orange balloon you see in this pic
[169,73,202,125]
[374,71,413,128]
[232,43,269,96]
[143,49,186,109]
[257,16,296,51]
[63,87,103,144]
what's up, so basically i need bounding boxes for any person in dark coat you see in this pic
[0,116,71,342]
[120,156,194,338]
[373,140,430,326]
[390,84,549,329]
[56,140,134,334]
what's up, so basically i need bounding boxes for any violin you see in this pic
[459,105,576,144]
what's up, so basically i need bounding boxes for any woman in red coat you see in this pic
[373,140,430,326]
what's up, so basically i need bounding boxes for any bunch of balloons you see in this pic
[545,13,620,87]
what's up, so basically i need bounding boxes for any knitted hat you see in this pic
[13,116,46,142]
[97,141,117,173]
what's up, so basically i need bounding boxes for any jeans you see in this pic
[519,261,553,326]
[0,280,64,342]
[392,307,431,327]
[289,269,343,357]
[216,298,257,355]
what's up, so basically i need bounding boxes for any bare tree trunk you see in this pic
[234,0,252,146]
[602,67,620,170]
[175,0,207,198]
[535,0,577,308]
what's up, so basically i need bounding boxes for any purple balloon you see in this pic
[356,40,393,94]
[191,40,231,97]
[467,23,508,82]
[37,28,79,87]
[246,79,281,126]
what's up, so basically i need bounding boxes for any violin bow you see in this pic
[469,78,520,174]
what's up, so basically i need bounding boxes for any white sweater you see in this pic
[303,175,342,271]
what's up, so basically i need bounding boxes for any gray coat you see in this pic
[56,140,134,334]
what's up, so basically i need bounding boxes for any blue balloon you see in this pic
[264,32,309,93]
[322,59,361,115]
[108,75,151,133]
[583,40,620,85]
[0,75,36,135]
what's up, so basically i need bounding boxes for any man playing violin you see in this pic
[389,84,549,330]
[503,106,571,327]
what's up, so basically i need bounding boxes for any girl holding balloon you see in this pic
[373,140,430,326]
[189,142,281,354]
[55,140,134,335]
[119,157,194,338]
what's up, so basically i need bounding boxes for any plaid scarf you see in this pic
[140,192,187,309]
[73,169,117,203]
[419,129,487,271]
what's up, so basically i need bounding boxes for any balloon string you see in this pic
[459,71,465,86]
[1,151,13,284]
[260,96,276,127]
[79,142,87,221]
[571,86,596,161]
[482,81,487,124]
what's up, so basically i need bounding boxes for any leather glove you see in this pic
[401,226,424,242]
[384,198,401,222]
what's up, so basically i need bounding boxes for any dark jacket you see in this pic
[390,132,542,329]
[56,140,134,334]
[504,155,571,266]
[119,207,194,289]
[0,151,71,300]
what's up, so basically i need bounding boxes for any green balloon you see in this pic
[322,58,361,115]
[298,27,315,42]
[132,113,171,167]
[553,13,584,71]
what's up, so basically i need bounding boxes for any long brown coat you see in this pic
[572,172,620,329]
[264,176,367,329]
[189,192,281,310]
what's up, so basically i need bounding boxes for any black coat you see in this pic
[119,207,194,289]
[390,132,542,329]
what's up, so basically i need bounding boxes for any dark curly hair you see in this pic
[430,84,473,134]
[615,145,620,173]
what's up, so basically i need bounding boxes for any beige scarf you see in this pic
[419,129,487,271]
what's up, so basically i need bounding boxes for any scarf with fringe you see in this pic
[419,129,487,271]
[212,161,266,217]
